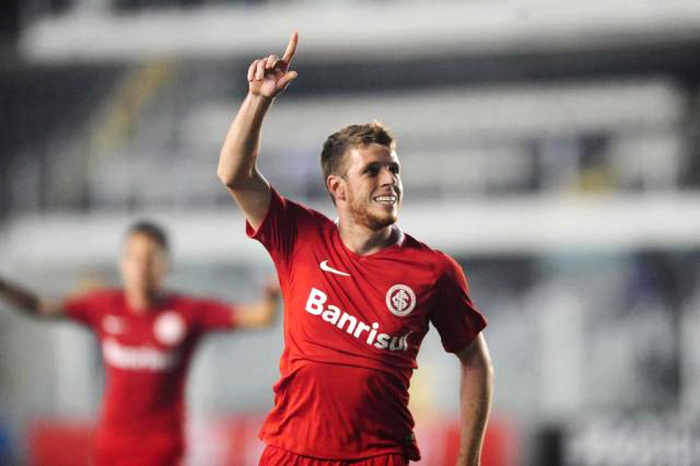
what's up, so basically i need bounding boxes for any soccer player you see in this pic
[0,221,281,466]
[217,33,494,466]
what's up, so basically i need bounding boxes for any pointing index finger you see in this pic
[281,31,298,65]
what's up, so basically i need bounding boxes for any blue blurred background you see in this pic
[2,1,700,464]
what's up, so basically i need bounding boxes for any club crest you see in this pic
[154,311,186,346]
[386,284,416,317]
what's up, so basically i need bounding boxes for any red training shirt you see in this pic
[64,289,234,459]
[248,190,487,461]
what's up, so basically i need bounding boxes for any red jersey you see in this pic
[63,290,234,461]
[248,190,487,461]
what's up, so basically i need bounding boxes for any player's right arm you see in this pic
[217,32,299,230]
[0,276,64,319]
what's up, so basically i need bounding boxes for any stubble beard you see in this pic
[347,191,399,231]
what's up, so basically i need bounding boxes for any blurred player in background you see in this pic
[0,220,281,466]
[217,32,494,466]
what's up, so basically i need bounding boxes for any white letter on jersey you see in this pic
[306,288,326,315]
[374,333,391,349]
[366,323,380,345]
[337,312,357,334]
[353,322,371,339]
[389,336,403,351]
[322,305,341,325]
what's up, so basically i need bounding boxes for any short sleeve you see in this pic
[193,299,235,333]
[245,189,311,264]
[63,291,109,328]
[430,255,487,353]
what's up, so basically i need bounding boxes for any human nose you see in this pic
[379,167,397,186]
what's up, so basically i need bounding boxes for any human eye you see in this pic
[364,164,380,176]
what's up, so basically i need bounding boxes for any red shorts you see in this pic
[259,445,410,466]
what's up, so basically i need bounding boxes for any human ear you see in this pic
[327,175,346,202]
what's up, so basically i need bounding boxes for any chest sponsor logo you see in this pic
[102,338,178,371]
[102,315,125,335]
[306,288,410,351]
[319,260,350,277]
[154,311,186,346]
[386,284,416,317]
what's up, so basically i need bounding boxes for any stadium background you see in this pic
[1,0,700,464]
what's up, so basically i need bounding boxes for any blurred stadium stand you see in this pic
[2,0,700,465]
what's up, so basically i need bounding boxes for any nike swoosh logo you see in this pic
[320,260,350,277]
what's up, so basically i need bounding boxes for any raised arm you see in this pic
[455,333,494,466]
[217,32,299,230]
[0,276,64,319]
[234,280,282,329]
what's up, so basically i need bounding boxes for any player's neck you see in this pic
[125,288,159,314]
[338,219,398,256]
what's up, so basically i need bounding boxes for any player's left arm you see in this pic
[455,333,494,466]
[232,281,281,329]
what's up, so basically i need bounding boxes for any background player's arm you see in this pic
[0,276,65,319]
[455,333,494,466]
[233,281,282,329]
[217,32,298,230]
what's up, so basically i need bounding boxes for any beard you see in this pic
[347,189,399,230]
